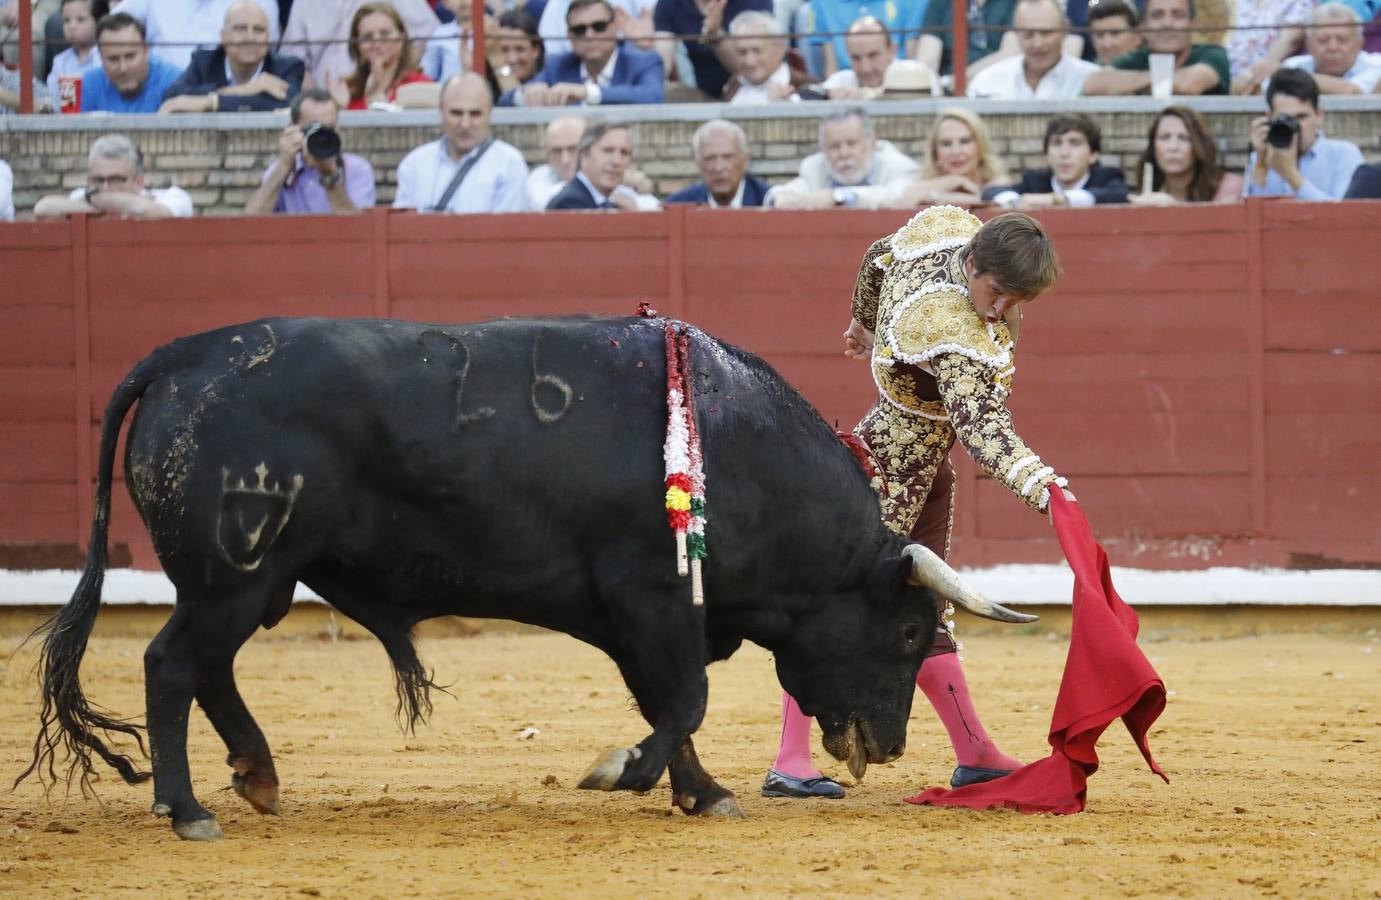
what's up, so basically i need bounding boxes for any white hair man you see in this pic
[34,133,194,219]
[526,115,588,209]
[1269,3,1381,95]
[966,0,1099,98]
[767,107,920,210]
[665,119,771,207]
[724,10,800,104]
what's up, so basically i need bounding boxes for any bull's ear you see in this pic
[869,552,917,597]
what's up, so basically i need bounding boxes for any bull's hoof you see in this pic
[172,817,224,842]
[677,793,746,818]
[578,746,642,791]
[232,773,281,815]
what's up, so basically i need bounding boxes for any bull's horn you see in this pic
[902,544,1038,624]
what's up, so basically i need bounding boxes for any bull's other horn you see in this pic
[902,544,1038,624]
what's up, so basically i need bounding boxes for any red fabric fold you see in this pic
[904,490,1168,814]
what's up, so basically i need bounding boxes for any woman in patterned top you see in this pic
[762,208,1075,800]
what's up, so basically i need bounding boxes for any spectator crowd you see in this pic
[0,0,1378,220]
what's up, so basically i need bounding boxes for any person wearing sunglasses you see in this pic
[34,133,193,219]
[501,0,663,106]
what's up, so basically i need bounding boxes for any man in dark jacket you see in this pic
[548,120,652,210]
[500,0,662,106]
[160,0,304,113]
[666,119,770,208]
[984,113,1129,208]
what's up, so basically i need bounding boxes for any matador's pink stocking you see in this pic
[771,692,823,780]
[917,652,1022,770]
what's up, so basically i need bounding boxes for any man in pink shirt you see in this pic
[281,0,439,89]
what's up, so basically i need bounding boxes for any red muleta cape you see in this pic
[905,490,1169,813]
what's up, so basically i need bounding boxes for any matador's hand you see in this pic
[843,318,874,359]
[1047,487,1077,523]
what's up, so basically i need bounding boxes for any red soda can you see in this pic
[58,76,82,114]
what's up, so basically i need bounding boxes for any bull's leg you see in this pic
[668,737,744,818]
[197,662,281,815]
[578,627,710,797]
[145,590,268,841]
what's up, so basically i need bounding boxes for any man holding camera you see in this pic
[1245,68,1362,201]
[245,89,376,215]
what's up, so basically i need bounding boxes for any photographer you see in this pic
[245,89,376,215]
[1246,68,1362,201]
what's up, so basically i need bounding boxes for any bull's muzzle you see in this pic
[821,720,904,781]
[903,544,1038,624]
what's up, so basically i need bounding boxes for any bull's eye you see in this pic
[902,622,921,645]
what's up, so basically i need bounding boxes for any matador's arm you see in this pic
[850,237,892,332]
[932,352,1066,512]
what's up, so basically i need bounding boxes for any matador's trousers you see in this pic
[855,400,959,657]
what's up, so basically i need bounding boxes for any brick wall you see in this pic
[2,98,1378,216]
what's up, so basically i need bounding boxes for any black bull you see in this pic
[18,316,1033,840]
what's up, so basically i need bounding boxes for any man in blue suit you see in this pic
[666,119,770,208]
[159,1,304,113]
[500,0,663,106]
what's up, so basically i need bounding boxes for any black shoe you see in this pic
[761,768,846,799]
[950,765,1015,789]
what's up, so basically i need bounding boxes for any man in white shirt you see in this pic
[816,17,933,101]
[1270,2,1381,95]
[111,0,278,70]
[394,73,529,215]
[967,0,1099,99]
[526,116,587,209]
[725,10,796,104]
[34,134,194,219]
[0,158,13,221]
[767,107,920,210]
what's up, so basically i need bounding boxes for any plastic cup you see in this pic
[1149,53,1175,100]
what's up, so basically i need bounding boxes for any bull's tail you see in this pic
[15,360,167,796]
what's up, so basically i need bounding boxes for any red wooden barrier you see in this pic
[2,201,1379,572]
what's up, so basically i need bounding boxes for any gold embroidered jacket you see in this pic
[851,205,1065,513]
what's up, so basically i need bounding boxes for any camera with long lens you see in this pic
[1265,114,1300,150]
[303,121,341,159]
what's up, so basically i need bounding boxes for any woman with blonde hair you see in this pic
[1129,105,1244,205]
[903,108,1012,208]
[330,1,434,110]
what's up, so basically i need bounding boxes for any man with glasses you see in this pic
[34,133,194,219]
[501,0,663,105]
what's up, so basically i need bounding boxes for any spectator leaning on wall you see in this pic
[159,1,304,113]
[394,72,529,214]
[652,0,773,100]
[1245,67,1364,201]
[79,12,182,112]
[985,113,1130,208]
[767,107,921,210]
[526,115,587,209]
[546,120,658,210]
[33,134,193,219]
[244,89,376,215]
[110,0,279,69]
[1267,3,1381,95]
[722,10,809,103]
[665,118,771,207]
[501,0,664,106]
[966,0,1100,98]
[1082,0,1230,95]
[46,0,106,101]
